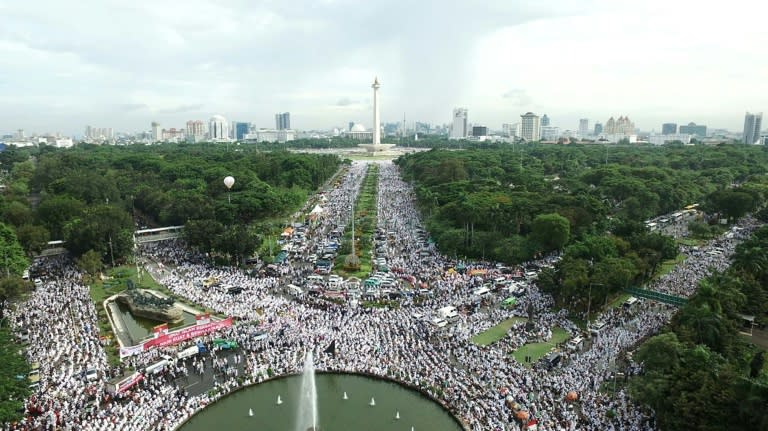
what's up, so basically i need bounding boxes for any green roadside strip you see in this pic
[470,317,528,346]
[334,164,379,279]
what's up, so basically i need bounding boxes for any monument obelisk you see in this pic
[359,77,395,153]
[372,77,381,146]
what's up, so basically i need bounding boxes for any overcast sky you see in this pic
[1,0,766,136]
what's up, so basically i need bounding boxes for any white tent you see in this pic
[310,205,324,215]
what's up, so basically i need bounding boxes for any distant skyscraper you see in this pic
[275,112,291,130]
[541,114,550,127]
[679,122,707,137]
[743,112,763,145]
[451,108,468,138]
[594,123,603,135]
[520,112,541,141]
[151,122,161,142]
[234,122,250,140]
[604,116,635,134]
[662,123,678,135]
[209,115,230,141]
[472,126,488,137]
[185,120,206,142]
[348,121,355,132]
[579,119,590,136]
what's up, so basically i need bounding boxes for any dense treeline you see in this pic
[0,143,341,266]
[397,144,768,312]
[630,225,768,430]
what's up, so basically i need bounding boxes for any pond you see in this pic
[113,301,197,344]
[179,373,464,431]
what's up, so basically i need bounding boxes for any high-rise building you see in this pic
[742,112,763,145]
[151,122,161,142]
[594,123,603,135]
[185,120,206,142]
[541,126,561,141]
[233,122,250,140]
[520,112,541,141]
[579,119,590,136]
[662,123,678,135]
[679,122,707,137]
[450,108,468,139]
[275,112,291,130]
[541,114,550,127]
[209,115,230,141]
[84,126,113,141]
[472,126,488,137]
[604,116,635,134]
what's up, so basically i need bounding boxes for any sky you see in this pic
[0,0,766,136]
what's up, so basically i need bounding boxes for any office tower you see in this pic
[743,112,763,145]
[579,119,589,136]
[209,115,230,141]
[451,108,468,138]
[541,114,550,127]
[472,126,488,137]
[662,123,677,135]
[151,122,161,142]
[679,122,707,137]
[233,122,250,140]
[275,112,291,130]
[520,112,541,141]
[594,123,603,135]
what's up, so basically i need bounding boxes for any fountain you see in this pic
[343,392,348,400]
[395,411,400,420]
[277,395,283,405]
[370,397,376,407]
[249,408,253,417]
[296,351,318,431]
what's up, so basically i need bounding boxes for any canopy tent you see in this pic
[310,205,324,215]
[503,297,517,306]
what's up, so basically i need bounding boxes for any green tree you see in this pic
[529,213,571,252]
[0,328,30,423]
[76,249,104,276]
[0,223,29,277]
[15,225,50,256]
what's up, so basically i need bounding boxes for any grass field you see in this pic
[511,327,570,367]
[470,317,528,346]
[608,292,632,309]
[334,164,378,279]
[655,253,686,279]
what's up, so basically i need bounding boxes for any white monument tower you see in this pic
[359,76,395,153]
[372,77,381,145]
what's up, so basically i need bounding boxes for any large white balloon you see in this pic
[224,176,235,189]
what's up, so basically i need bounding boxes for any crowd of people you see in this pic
[5,160,761,431]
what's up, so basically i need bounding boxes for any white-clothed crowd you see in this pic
[5,160,759,431]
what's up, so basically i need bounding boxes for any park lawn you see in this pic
[608,293,632,309]
[471,317,528,346]
[655,253,686,279]
[677,238,702,247]
[511,327,570,368]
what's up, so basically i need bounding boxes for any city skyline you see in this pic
[1,0,766,135]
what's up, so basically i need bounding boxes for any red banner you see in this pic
[143,317,233,349]
[117,372,144,393]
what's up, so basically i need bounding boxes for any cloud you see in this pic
[158,104,204,114]
[501,89,533,106]
[335,97,358,107]
[118,103,149,112]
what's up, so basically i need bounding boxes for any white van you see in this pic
[438,306,459,322]
[566,336,584,351]
[431,317,448,328]
[473,287,491,297]
[287,284,303,297]
[145,356,173,375]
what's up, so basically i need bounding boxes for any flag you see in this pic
[324,340,336,357]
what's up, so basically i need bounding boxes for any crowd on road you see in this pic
[5,160,761,431]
